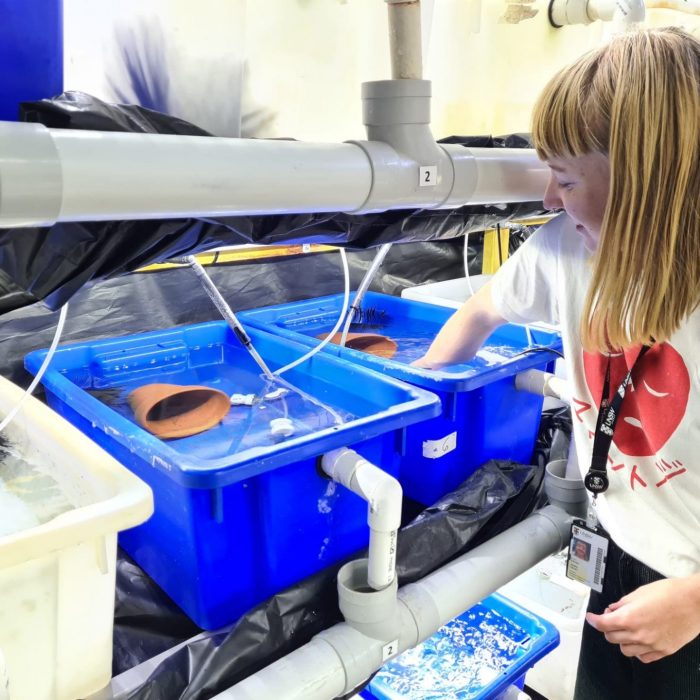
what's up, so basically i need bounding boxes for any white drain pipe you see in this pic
[212,504,573,700]
[321,448,401,590]
[515,369,571,403]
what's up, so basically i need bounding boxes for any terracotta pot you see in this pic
[317,331,398,359]
[127,383,231,439]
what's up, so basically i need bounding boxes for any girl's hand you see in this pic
[586,574,700,663]
[410,357,445,369]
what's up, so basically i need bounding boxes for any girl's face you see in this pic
[542,152,611,252]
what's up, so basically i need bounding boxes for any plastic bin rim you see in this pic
[239,292,564,391]
[0,376,153,570]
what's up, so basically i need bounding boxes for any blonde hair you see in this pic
[532,27,700,352]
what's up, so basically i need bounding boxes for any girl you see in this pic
[417,27,700,699]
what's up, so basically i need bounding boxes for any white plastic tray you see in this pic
[0,376,153,700]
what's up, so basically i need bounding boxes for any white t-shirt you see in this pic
[491,213,700,579]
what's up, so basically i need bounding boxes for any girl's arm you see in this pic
[413,281,507,368]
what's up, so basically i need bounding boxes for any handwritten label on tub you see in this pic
[422,432,457,459]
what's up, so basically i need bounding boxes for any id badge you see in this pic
[566,519,609,593]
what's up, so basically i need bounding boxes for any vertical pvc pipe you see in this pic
[386,0,423,79]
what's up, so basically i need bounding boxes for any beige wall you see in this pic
[245,0,700,140]
[64,0,700,140]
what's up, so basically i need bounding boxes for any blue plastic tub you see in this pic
[25,322,440,630]
[362,593,559,700]
[240,292,563,505]
[0,0,63,121]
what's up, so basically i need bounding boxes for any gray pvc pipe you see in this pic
[0,121,547,228]
[212,505,573,700]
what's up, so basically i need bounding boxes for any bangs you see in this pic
[531,50,609,161]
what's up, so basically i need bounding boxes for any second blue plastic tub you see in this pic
[240,292,563,505]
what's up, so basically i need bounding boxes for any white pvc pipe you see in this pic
[220,636,347,700]
[549,0,645,25]
[215,505,572,700]
[386,0,423,79]
[588,0,645,22]
[0,122,371,225]
[53,129,371,220]
[400,506,570,637]
[515,369,571,403]
[321,448,402,589]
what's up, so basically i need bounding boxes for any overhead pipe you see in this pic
[211,504,574,700]
[0,120,548,228]
[0,0,548,229]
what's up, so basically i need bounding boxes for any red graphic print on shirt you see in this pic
[582,343,690,457]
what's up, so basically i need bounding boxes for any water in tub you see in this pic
[89,365,355,458]
[307,316,534,373]
[373,602,531,699]
[0,435,77,537]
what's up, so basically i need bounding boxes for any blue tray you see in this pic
[366,593,559,700]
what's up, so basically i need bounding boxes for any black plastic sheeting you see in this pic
[0,92,544,315]
[110,461,542,700]
[106,407,572,700]
[0,240,466,385]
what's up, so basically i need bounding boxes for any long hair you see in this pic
[532,27,700,352]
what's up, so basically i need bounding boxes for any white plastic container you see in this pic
[498,550,590,700]
[0,375,153,700]
[400,276,492,309]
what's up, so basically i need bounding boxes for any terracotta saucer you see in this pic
[127,383,231,439]
[317,331,398,359]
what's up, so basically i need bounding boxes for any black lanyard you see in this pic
[584,345,650,495]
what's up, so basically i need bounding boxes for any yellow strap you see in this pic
[136,244,337,272]
[481,227,510,274]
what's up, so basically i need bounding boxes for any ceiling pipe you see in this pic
[646,0,700,14]
[386,0,423,79]
[0,121,548,229]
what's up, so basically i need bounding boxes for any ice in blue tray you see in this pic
[367,594,559,700]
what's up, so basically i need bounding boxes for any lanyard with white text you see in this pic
[584,345,650,525]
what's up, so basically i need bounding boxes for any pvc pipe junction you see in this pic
[212,505,574,700]
[0,120,548,229]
